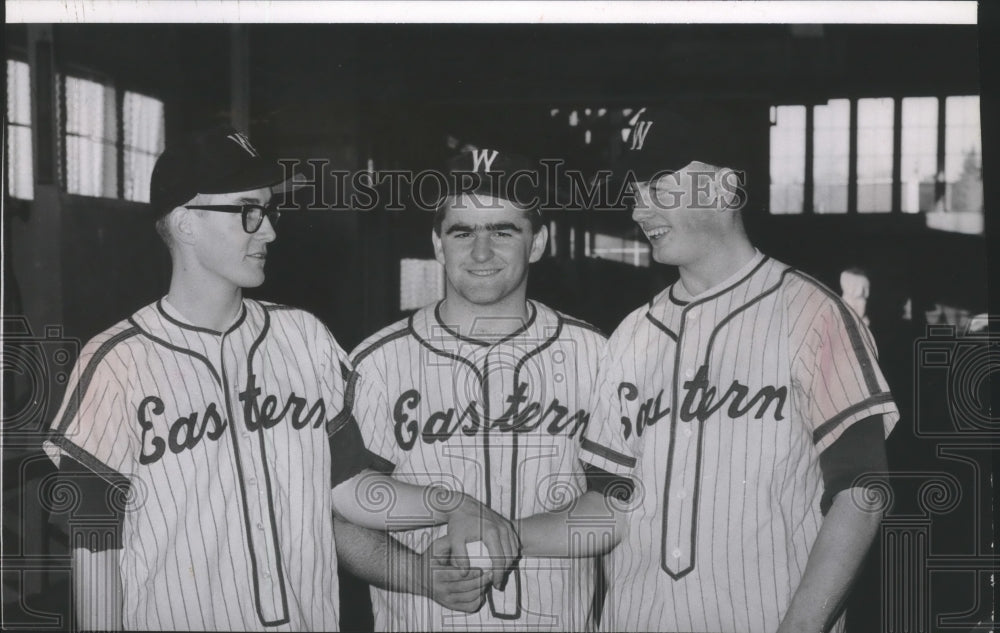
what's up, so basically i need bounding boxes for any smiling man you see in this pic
[339,149,607,631]
[570,106,900,632]
[43,127,518,631]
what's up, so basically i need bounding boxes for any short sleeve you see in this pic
[44,339,134,478]
[43,337,136,552]
[346,359,406,470]
[579,343,641,478]
[792,293,900,453]
[314,319,354,424]
[310,319,389,485]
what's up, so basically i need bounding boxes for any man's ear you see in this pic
[431,229,445,266]
[713,167,746,211]
[171,207,199,246]
[528,223,548,263]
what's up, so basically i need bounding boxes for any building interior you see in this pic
[3,21,994,632]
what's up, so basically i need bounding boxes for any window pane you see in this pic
[812,99,849,214]
[64,76,118,197]
[7,60,31,124]
[943,96,982,214]
[769,105,806,214]
[6,59,33,200]
[123,91,165,202]
[589,232,650,268]
[856,98,894,213]
[900,97,938,213]
[400,258,444,311]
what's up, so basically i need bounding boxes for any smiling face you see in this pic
[186,187,276,290]
[432,194,547,313]
[631,162,731,268]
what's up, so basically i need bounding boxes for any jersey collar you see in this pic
[668,249,766,305]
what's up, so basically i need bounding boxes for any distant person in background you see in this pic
[840,267,871,326]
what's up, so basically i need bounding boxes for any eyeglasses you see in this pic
[183,203,281,234]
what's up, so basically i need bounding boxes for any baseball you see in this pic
[464,540,491,570]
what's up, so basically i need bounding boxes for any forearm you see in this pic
[778,487,884,633]
[518,490,624,557]
[332,470,462,530]
[72,548,123,631]
[333,517,427,595]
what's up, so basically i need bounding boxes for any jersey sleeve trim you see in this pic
[645,313,679,341]
[49,435,127,479]
[812,392,896,445]
[789,269,882,394]
[350,325,414,367]
[53,327,140,437]
[560,316,606,338]
[704,277,784,363]
[580,438,636,469]
[131,320,223,388]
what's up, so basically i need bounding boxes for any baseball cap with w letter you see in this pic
[438,148,542,213]
[613,104,753,185]
[150,126,286,220]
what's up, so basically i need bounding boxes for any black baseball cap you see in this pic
[149,126,286,219]
[437,148,542,212]
[612,104,753,185]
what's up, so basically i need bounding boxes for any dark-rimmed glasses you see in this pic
[184,203,281,234]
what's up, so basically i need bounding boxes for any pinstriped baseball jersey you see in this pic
[348,300,605,632]
[580,252,899,633]
[44,298,367,631]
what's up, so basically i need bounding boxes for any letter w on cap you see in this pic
[470,149,499,172]
[630,121,654,151]
[227,132,260,157]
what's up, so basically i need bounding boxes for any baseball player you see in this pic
[42,126,518,631]
[344,148,607,631]
[520,106,899,633]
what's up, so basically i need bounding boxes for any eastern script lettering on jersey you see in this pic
[349,300,606,632]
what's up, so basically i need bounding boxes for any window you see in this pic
[399,258,445,311]
[941,96,982,214]
[6,59,33,200]
[769,95,982,233]
[64,75,118,197]
[812,99,849,214]
[769,105,805,215]
[61,72,164,201]
[856,98,894,213]
[122,92,165,202]
[585,231,650,268]
[900,97,937,213]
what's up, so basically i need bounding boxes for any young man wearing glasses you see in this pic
[43,127,518,631]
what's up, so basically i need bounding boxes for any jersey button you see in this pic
[684,368,695,379]
[677,489,687,500]
[672,548,682,558]
[248,478,257,486]
[256,522,264,530]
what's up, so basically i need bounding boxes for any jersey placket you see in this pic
[661,303,707,579]
[218,330,288,626]
[482,343,522,619]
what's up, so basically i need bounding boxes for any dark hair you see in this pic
[433,195,544,236]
